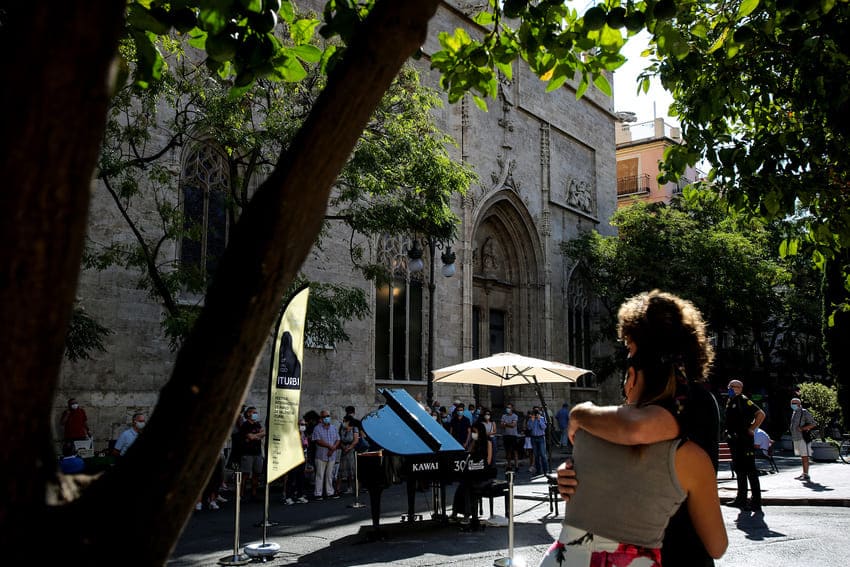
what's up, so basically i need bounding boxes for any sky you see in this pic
[612,31,677,126]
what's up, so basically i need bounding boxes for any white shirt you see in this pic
[753,427,771,452]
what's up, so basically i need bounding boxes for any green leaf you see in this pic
[472,94,488,111]
[593,73,612,96]
[473,11,494,26]
[291,18,320,44]
[288,44,322,63]
[279,1,295,24]
[128,4,172,35]
[737,0,760,18]
[575,76,589,99]
[546,73,568,92]
[240,0,263,13]
[495,60,513,79]
[277,54,307,82]
[779,238,799,257]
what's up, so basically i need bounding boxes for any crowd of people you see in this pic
[55,287,838,566]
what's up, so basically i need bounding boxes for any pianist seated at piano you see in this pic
[449,421,496,524]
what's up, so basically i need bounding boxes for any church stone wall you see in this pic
[56,1,619,448]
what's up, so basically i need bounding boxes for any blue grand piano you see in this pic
[359,388,487,532]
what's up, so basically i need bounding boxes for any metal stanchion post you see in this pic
[348,453,365,509]
[245,481,281,560]
[494,471,525,567]
[219,471,251,566]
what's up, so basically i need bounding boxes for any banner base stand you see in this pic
[245,541,280,562]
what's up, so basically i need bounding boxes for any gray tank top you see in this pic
[563,430,686,548]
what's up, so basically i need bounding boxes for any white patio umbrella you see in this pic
[432,351,591,387]
[433,352,593,425]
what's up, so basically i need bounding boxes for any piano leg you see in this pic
[367,486,383,528]
[405,478,417,522]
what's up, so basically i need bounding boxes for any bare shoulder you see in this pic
[675,440,713,488]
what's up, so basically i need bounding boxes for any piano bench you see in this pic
[472,479,510,518]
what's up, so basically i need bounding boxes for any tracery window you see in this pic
[180,141,230,281]
[374,235,423,381]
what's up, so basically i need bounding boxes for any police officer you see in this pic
[725,379,766,513]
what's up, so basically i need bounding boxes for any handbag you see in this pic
[802,429,812,443]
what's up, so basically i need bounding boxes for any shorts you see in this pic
[538,524,661,567]
[240,455,264,476]
[503,435,518,454]
[793,438,812,457]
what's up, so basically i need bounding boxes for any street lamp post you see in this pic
[408,237,455,408]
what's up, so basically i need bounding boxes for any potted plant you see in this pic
[811,438,840,462]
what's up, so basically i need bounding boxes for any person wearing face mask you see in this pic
[501,403,520,471]
[60,398,91,443]
[311,409,341,500]
[112,412,145,457]
[238,406,266,500]
[789,397,816,482]
[724,379,765,512]
[450,421,495,525]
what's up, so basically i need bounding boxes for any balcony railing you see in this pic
[617,174,651,196]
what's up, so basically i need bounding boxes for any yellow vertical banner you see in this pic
[266,285,309,484]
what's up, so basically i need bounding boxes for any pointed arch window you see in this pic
[375,235,423,381]
[567,272,597,389]
[180,141,230,281]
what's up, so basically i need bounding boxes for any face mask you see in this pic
[299,425,306,432]
[484,414,490,420]
[442,416,450,423]
[71,403,79,410]
[727,388,735,398]
[791,404,798,412]
[506,408,513,414]
[135,421,145,430]
[471,432,479,440]
[251,413,260,421]
[323,417,331,424]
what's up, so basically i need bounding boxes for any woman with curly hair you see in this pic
[542,290,726,567]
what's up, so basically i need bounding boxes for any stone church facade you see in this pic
[56,2,621,448]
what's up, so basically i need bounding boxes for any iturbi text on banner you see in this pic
[265,285,309,484]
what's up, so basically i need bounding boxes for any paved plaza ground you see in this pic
[169,445,850,566]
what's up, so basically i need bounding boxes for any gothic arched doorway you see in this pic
[471,191,544,410]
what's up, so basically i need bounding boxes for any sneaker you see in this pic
[195,502,203,511]
[208,501,220,510]
[795,474,810,481]
[312,496,324,502]
[725,499,746,508]
[283,497,295,505]
[296,496,309,504]
[330,493,341,499]
[215,495,228,503]
[528,466,536,474]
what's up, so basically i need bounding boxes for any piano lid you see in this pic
[361,388,465,455]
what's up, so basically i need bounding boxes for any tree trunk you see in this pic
[0,0,125,553]
[0,0,440,564]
